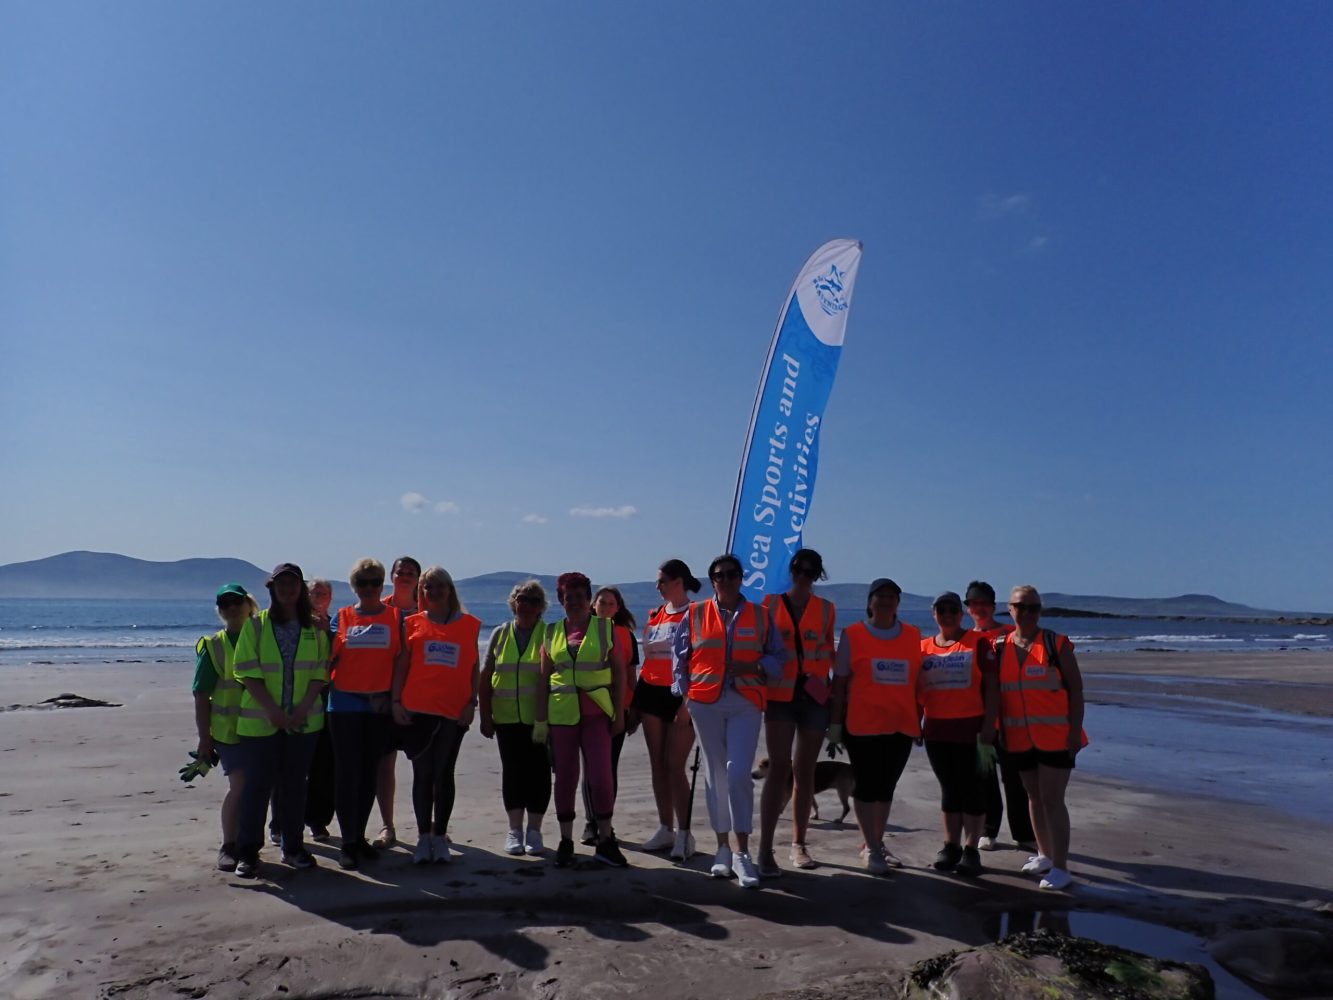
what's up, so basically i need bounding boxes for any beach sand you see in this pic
[1,653,1330,999]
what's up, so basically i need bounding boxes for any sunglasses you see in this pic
[711,569,741,582]
[354,578,385,588]
[216,596,244,610]
[935,605,962,614]
[791,565,819,579]
[1009,602,1042,612]
[515,595,542,605]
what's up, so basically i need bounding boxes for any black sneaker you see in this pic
[933,842,963,871]
[216,843,239,872]
[235,852,260,879]
[355,839,379,861]
[283,849,317,870]
[309,825,331,842]
[956,845,983,877]
[268,828,281,846]
[580,824,598,847]
[594,837,628,868]
[555,838,576,868]
[337,844,359,870]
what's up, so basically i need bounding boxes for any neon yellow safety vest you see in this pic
[545,616,614,725]
[196,617,260,745]
[233,610,331,737]
[491,620,546,726]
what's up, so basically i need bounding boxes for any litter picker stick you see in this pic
[683,744,702,831]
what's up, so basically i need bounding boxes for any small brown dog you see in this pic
[752,757,854,823]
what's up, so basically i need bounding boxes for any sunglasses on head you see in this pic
[217,596,244,610]
[1009,602,1042,612]
[711,569,741,582]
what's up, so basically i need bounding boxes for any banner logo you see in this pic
[813,264,849,316]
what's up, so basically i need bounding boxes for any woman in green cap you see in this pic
[191,583,260,872]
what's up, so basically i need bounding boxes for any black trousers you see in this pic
[984,745,1036,842]
[408,714,465,835]
[494,722,553,815]
[304,724,335,829]
[329,711,390,848]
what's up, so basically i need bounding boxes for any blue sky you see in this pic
[2,3,1330,611]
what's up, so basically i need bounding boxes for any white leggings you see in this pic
[690,688,763,834]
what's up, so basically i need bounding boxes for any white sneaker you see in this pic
[710,844,733,878]
[977,836,997,851]
[1040,867,1072,890]
[671,830,696,861]
[525,827,544,855]
[641,825,675,852]
[880,843,904,869]
[412,835,433,865]
[504,829,525,856]
[431,834,451,863]
[1022,854,1053,874]
[732,851,760,889]
[864,846,888,876]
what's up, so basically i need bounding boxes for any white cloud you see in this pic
[433,500,460,515]
[569,505,638,519]
[1024,234,1050,254]
[978,193,1030,220]
[521,513,548,525]
[400,492,428,513]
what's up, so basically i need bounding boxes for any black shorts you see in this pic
[843,732,914,803]
[1012,748,1077,771]
[764,690,831,732]
[631,678,684,722]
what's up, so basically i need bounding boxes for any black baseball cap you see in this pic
[868,577,901,599]
[266,562,304,586]
[933,591,963,609]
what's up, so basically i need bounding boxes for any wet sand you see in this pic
[1,654,1330,999]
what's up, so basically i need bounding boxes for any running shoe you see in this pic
[309,825,331,842]
[1022,854,1053,875]
[235,852,260,879]
[956,846,983,877]
[880,843,905,868]
[555,838,575,868]
[864,846,888,876]
[216,843,239,873]
[595,838,628,868]
[505,829,525,856]
[337,844,359,870]
[710,844,734,878]
[757,850,782,878]
[641,825,675,852]
[372,825,396,849]
[525,828,545,855]
[432,835,450,863]
[977,836,998,851]
[581,823,599,847]
[412,835,433,865]
[1040,867,1072,890]
[283,849,317,870]
[933,843,963,872]
[268,828,281,846]
[732,851,760,889]
[790,843,817,870]
[670,830,696,861]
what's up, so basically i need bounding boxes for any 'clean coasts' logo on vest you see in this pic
[812,264,849,316]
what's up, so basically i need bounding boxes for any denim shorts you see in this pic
[763,690,830,732]
[215,741,245,777]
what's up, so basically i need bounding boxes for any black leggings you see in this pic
[494,722,553,815]
[409,714,465,835]
[925,740,987,815]
[329,710,390,848]
[844,732,913,803]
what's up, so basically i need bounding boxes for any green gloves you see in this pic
[976,739,999,777]
[179,751,212,783]
[531,721,550,745]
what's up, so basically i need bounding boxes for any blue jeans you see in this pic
[236,730,320,856]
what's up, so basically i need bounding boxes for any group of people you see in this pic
[190,551,1088,892]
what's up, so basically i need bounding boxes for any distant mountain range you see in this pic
[0,551,1323,621]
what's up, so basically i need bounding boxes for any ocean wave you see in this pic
[0,637,196,651]
[1128,635,1231,643]
[1292,634,1329,641]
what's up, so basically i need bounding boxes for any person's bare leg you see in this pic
[790,726,823,847]
[669,716,696,831]
[374,751,396,844]
[641,715,674,828]
[1037,765,1072,868]
[758,717,794,860]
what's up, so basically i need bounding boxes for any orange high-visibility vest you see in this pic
[996,629,1088,753]
[843,620,924,737]
[332,605,401,694]
[686,599,769,712]
[400,612,482,720]
[762,593,835,703]
[919,632,985,721]
[640,605,687,687]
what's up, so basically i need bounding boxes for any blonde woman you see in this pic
[479,579,551,856]
[191,583,260,872]
[391,567,481,864]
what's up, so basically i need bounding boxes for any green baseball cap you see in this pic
[215,583,249,601]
